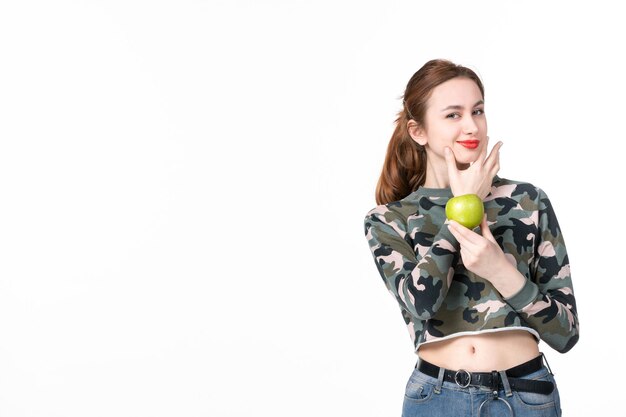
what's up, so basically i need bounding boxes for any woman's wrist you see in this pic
[486,261,526,299]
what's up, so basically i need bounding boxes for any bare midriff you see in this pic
[417,330,540,372]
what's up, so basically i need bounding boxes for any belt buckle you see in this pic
[454,369,472,388]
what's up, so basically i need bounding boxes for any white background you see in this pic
[0,1,622,416]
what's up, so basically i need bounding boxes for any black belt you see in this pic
[416,355,554,395]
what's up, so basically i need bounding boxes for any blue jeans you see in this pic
[402,364,561,417]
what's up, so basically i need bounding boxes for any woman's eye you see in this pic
[446,109,484,119]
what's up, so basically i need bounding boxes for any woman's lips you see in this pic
[457,140,479,149]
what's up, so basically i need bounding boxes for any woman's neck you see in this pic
[423,155,471,189]
[423,159,451,189]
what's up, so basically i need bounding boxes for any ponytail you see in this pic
[375,108,426,205]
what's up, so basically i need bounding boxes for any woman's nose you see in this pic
[463,117,478,135]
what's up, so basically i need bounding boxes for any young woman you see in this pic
[363,59,579,417]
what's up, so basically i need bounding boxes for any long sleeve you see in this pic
[364,205,461,321]
[504,189,580,353]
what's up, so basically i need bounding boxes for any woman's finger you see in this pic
[479,215,498,244]
[447,221,464,243]
[476,135,490,166]
[490,148,501,177]
[444,147,459,182]
[449,231,478,259]
[484,141,503,170]
[448,220,482,248]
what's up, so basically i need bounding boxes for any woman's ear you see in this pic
[407,120,427,146]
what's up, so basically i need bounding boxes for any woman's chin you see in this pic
[455,157,475,170]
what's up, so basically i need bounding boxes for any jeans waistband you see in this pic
[416,355,554,395]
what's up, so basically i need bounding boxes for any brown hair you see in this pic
[374,59,485,205]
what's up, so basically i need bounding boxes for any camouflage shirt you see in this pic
[363,176,579,354]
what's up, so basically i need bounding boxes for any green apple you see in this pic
[445,194,484,229]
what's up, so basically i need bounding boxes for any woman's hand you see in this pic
[445,137,502,199]
[447,215,525,298]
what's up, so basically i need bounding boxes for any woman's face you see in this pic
[414,77,487,168]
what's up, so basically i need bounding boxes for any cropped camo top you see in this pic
[363,176,579,354]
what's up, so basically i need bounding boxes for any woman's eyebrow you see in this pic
[440,100,484,112]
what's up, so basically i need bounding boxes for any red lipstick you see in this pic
[458,140,479,149]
